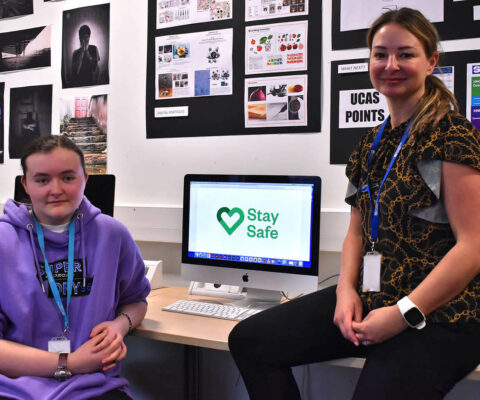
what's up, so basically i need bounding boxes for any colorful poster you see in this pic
[155,29,233,99]
[340,0,443,32]
[157,0,232,29]
[467,63,480,131]
[245,21,307,75]
[246,0,308,22]
[245,75,307,128]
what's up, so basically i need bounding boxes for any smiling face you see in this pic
[369,23,438,107]
[22,147,87,225]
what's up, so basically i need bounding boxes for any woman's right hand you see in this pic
[68,330,125,375]
[333,286,363,346]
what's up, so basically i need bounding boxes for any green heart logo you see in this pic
[217,207,245,235]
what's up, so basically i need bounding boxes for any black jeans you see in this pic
[228,285,480,400]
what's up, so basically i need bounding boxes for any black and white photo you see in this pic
[61,4,110,88]
[0,26,51,73]
[0,0,33,19]
[9,85,52,159]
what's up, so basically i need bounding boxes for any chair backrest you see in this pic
[14,174,116,217]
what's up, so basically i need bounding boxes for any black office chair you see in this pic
[14,174,116,217]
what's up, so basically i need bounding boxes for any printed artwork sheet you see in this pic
[246,0,308,22]
[155,29,233,99]
[340,0,444,32]
[467,63,480,131]
[157,0,232,29]
[245,75,307,128]
[246,21,307,75]
[433,66,454,95]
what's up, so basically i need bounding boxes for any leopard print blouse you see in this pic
[346,112,480,323]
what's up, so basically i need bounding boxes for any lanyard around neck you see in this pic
[366,117,411,245]
[33,215,75,335]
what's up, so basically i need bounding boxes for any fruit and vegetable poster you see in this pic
[245,0,308,22]
[157,0,232,29]
[245,75,307,127]
[245,21,307,75]
[155,29,233,99]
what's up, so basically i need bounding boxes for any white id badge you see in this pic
[362,251,382,292]
[48,337,71,353]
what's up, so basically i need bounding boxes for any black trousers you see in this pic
[228,285,480,400]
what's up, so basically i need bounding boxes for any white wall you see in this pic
[1,1,480,251]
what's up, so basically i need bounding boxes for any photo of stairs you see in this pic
[60,94,107,174]
[62,116,106,174]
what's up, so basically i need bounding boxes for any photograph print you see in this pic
[61,3,110,88]
[0,26,51,73]
[9,84,52,159]
[60,94,108,174]
[0,0,33,20]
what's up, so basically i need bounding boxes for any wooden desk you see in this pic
[134,286,236,351]
[134,286,480,383]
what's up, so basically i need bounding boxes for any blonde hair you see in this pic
[367,7,458,135]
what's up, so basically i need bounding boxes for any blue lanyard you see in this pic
[366,117,411,244]
[33,216,75,335]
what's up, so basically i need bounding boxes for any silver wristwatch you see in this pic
[54,352,72,381]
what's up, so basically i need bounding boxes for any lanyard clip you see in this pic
[369,238,377,252]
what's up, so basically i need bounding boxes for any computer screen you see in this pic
[181,174,321,302]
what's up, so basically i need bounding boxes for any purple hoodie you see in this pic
[0,197,150,400]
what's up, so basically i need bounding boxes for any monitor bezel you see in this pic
[181,174,321,278]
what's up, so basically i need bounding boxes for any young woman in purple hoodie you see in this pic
[0,136,150,400]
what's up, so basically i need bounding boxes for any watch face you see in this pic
[404,307,424,326]
[54,368,72,381]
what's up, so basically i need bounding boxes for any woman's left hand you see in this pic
[351,305,408,346]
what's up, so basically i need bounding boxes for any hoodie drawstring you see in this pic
[27,223,45,293]
[77,213,87,287]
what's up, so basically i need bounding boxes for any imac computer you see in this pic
[181,174,321,307]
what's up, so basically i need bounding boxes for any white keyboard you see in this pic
[162,299,262,321]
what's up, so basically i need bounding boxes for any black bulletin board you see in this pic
[332,0,480,50]
[330,51,480,164]
[146,0,321,138]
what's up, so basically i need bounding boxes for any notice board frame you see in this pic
[146,0,322,139]
[332,1,480,50]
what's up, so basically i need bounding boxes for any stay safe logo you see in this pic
[216,207,245,235]
[216,207,279,239]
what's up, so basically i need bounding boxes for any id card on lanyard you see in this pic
[33,215,75,353]
[362,118,411,292]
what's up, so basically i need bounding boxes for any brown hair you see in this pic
[367,7,458,135]
[21,135,86,176]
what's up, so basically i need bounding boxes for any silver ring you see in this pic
[362,340,371,346]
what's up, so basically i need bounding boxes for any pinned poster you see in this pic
[155,29,233,99]
[245,21,307,75]
[246,0,308,22]
[466,63,480,131]
[245,75,307,128]
[157,0,232,29]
